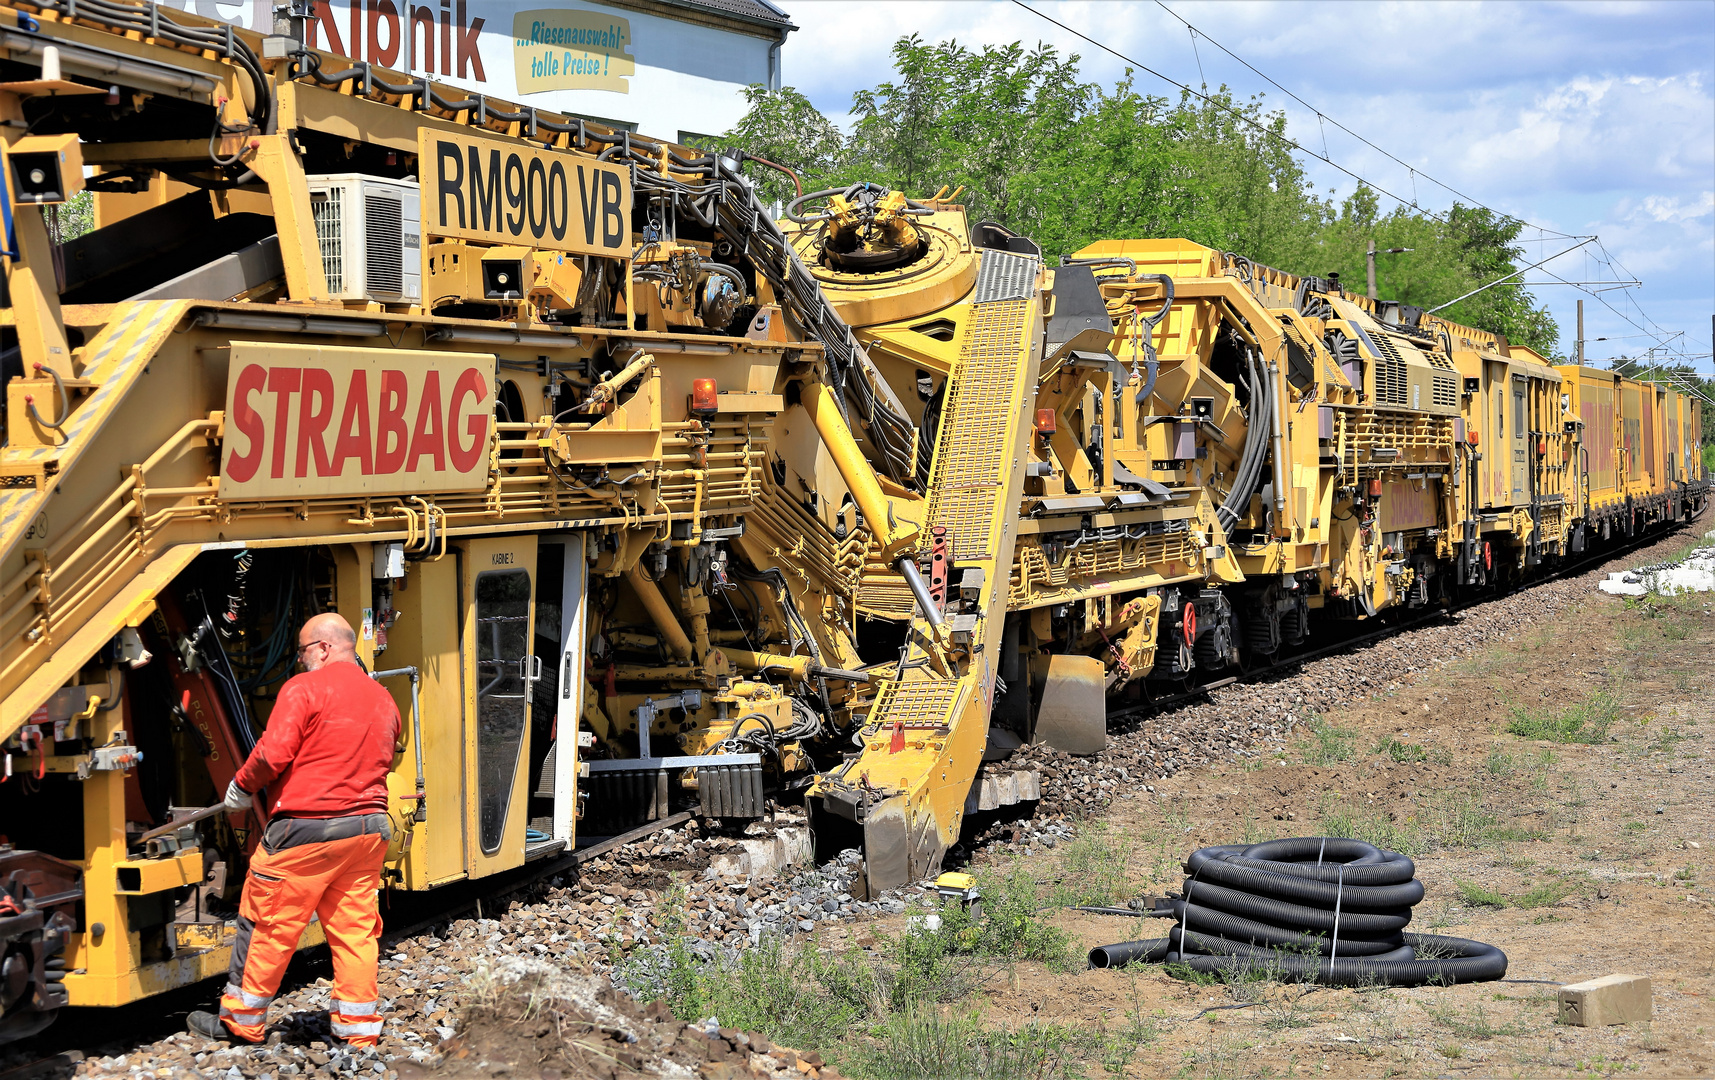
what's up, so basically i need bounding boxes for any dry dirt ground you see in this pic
[808,564,1715,1078]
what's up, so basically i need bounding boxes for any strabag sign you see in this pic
[220,344,495,500]
[419,129,631,256]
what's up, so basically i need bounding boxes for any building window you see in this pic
[578,114,636,134]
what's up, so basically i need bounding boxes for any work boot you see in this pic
[187,1010,234,1043]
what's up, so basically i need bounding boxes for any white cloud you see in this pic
[1637,192,1715,224]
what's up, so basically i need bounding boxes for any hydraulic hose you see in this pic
[1217,353,1273,530]
[1130,273,1174,408]
[1090,838,1509,987]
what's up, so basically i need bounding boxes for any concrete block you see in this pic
[706,852,750,879]
[1016,770,1041,801]
[1559,974,1652,1027]
[774,826,812,869]
[994,771,1019,806]
[978,775,999,811]
[739,838,778,879]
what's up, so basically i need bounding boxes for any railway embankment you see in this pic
[43,516,1712,1079]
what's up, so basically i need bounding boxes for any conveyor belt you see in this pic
[827,250,1044,891]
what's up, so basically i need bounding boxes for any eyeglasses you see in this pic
[295,640,328,658]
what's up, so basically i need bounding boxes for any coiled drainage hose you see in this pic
[1089,838,1508,986]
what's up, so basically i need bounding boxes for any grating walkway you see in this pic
[868,250,1042,728]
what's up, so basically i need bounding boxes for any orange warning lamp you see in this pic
[690,378,718,416]
[1467,430,1480,446]
[1033,408,1057,436]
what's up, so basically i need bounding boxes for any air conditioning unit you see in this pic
[306,174,421,303]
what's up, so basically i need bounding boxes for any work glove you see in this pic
[224,780,254,813]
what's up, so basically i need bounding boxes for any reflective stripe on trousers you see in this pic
[329,997,384,1039]
[217,826,388,1046]
[218,982,274,1029]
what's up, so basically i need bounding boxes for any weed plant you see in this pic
[1302,717,1357,765]
[1045,823,1131,908]
[1375,738,1428,763]
[854,1008,1078,1080]
[1507,690,1624,744]
[615,865,1081,1076]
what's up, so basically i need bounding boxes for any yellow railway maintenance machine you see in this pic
[0,1,1706,1044]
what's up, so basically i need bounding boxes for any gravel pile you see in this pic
[397,954,843,1079]
[72,814,936,1080]
[65,517,1702,1078]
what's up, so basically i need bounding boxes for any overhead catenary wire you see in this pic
[1014,1,1700,360]
[1149,0,1575,240]
[1011,0,1502,231]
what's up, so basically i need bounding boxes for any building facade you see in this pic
[167,0,794,144]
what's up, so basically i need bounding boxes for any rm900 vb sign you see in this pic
[420,131,631,256]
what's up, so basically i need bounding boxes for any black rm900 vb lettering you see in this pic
[434,139,624,250]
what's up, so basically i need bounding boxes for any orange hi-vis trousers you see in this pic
[219,814,392,1046]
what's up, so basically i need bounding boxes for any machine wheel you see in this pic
[0,851,81,1046]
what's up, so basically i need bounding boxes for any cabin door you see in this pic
[462,536,539,879]
[1511,376,1529,504]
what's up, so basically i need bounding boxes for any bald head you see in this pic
[298,612,358,672]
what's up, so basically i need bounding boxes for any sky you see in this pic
[777,0,1715,371]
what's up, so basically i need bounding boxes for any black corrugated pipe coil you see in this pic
[1089,838,1508,987]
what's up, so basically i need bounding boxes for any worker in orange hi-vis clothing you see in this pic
[187,612,404,1049]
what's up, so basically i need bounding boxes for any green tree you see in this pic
[720,37,1559,355]
[47,190,94,245]
[717,85,847,204]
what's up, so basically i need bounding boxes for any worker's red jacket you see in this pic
[234,661,402,818]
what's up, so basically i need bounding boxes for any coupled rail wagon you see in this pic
[0,0,1704,1043]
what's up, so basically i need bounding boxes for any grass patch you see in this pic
[1454,878,1573,910]
[1630,723,1689,758]
[1514,881,1574,909]
[1375,737,1428,763]
[1302,717,1357,765]
[1045,824,1131,908]
[1317,786,1508,856]
[1317,798,1426,856]
[1507,690,1624,744]
[1095,1008,1163,1072]
[1486,825,1549,843]
[1433,792,1499,850]
[1484,748,1516,776]
[615,867,1081,1071]
[1162,961,1221,986]
[856,1007,1079,1080]
[1424,1001,1525,1040]
[1456,881,1508,908]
